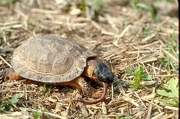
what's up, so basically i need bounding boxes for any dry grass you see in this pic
[0,0,178,119]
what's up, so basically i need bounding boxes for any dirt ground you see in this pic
[0,0,178,119]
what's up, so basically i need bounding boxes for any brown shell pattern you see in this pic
[11,35,96,83]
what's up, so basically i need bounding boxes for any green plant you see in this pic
[1,0,20,4]
[32,107,46,119]
[156,78,178,107]
[142,25,153,36]
[42,84,54,97]
[131,0,140,10]
[80,0,86,12]
[123,20,129,27]
[167,25,178,58]
[92,0,104,14]
[159,26,178,72]
[116,115,133,119]
[0,93,23,113]
[138,3,157,21]
[159,57,172,67]
[70,0,106,18]
[126,66,152,89]
[131,0,157,21]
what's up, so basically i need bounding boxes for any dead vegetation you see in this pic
[0,0,178,119]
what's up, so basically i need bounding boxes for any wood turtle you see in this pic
[4,35,114,104]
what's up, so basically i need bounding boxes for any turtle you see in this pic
[3,35,114,104]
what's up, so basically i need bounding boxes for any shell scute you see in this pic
[52,53,73,74]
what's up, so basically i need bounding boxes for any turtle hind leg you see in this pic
[5,68,22,80]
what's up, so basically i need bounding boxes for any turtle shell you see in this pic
[11,35,96,83]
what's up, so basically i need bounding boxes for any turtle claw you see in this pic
[91,89,103,99]
[73,82,108,104]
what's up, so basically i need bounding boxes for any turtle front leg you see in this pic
[61,76,108,104]
[61,77,94,96]
[75,77,94,96]
[73,77,108,104]
[5,68,22,80]
[73,82,108,104]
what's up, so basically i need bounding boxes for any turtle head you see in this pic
[86,60,114,83]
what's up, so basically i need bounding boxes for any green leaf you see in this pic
[131,0,140,10]
[116,115,133,119]
[7,106,14,112]
[126,66,151,89]
[32,110,42,119]
[32,107,46,119]
[137,3,157,21]
[0,93,24,112]
[159,57,170,67]
[42,85,53,97]
[131,67,144,88]
[134,66,143,77]
[137,3,151,11]
[158,98,178,107]
[13,93,24,99]
[124,116,133,119]
[9,93,23,104]
[157,89,176,98]
[125,68,134,75]
[93,0,103,13]
[164,78,178,96]
[81,0,86,12]
[9,98,19,104]
[156,78,179,107]
[142,74,152,80]
[0,105,5,111]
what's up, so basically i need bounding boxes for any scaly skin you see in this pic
[73,82,108,104]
